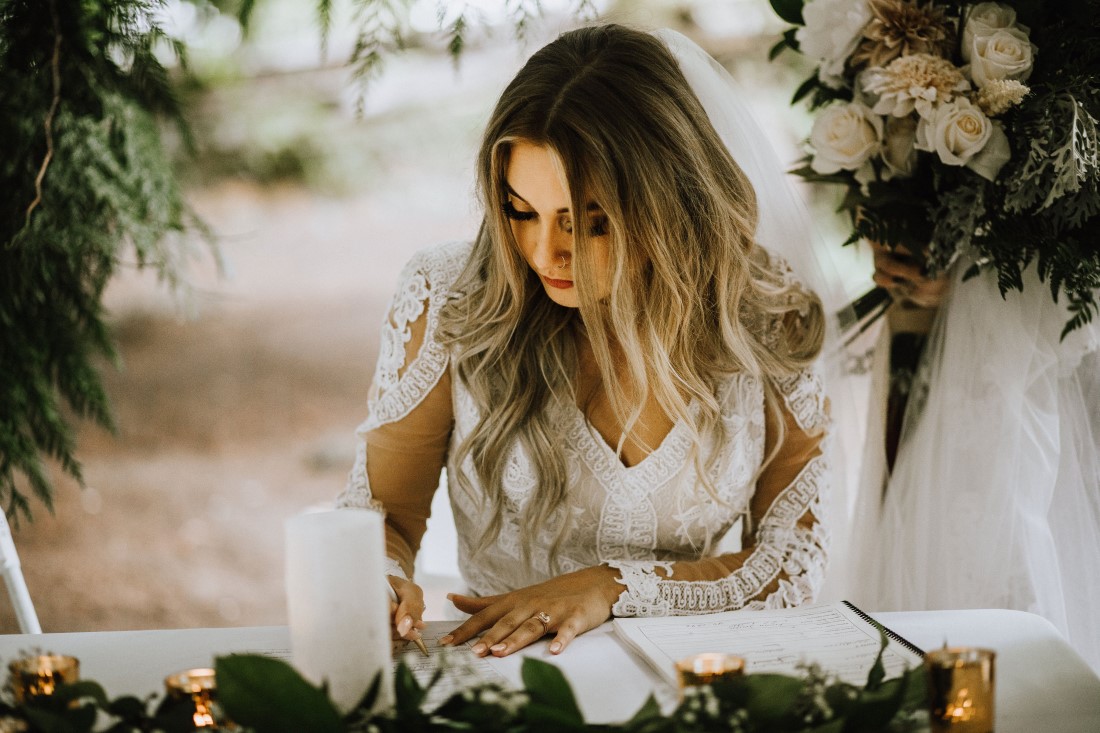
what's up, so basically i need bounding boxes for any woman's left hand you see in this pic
[441,565,622,657]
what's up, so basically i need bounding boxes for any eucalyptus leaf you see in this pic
[215,654,343,733]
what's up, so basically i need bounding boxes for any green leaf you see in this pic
[769,0,805,25]
[52,680,109,707]
[792,73,819,105]
[106,694,146,720]
[625,693,661,726]
[866,630,889,690]
[521,658,583,725]
[23,704,98,733]
[742,673,804,720]
[215,654,343,733]
[393,660,426,718]
[768,29,801,61]
[846,672,912,731]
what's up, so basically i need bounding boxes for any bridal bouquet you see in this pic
[769,0,1100,335]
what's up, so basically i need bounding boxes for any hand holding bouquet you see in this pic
[770,0,1100,335]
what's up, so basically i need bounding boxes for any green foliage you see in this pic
[0,0,205,520]
[215,654,344,732]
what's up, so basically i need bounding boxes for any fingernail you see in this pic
[550,641,562,653]
[439,634,453,645]
[472,643,486,655]
[490,643,506,652]
[398,616,412,635]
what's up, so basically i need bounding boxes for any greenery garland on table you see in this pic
[0,638,927,733]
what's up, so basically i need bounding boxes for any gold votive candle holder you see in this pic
[675,653,745,689]
[165,667,220,729]
[8,654,79,703]
[925,647,996,733]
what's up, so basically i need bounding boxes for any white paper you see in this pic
[393,621,511,708]
[614,601,924,687]
[285,508,392,712]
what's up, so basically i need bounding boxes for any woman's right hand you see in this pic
[388,574,426,647]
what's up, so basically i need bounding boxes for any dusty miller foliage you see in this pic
[0,0,598,520]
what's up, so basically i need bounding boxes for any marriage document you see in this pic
[613,601,924,686]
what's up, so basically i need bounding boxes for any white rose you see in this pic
[796,0,872,88]
[967,27,1036,88]
[810,102,883,174]
[915,98,993,167]
[966,121,1012,181]
[882,115,919,179]
[961,2,1020,62]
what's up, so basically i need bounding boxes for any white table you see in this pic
[1,609,1097,731]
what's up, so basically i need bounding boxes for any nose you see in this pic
[529,221,570,273]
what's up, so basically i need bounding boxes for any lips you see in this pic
[542,275,574,289]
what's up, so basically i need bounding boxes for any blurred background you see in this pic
[3,0,870,632]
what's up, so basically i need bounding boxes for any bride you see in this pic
[337,24,849,657]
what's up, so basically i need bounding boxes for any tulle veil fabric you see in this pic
[849,261,1100,674]
[656,30,866,603]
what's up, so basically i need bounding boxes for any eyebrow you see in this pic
[505,183,603,214]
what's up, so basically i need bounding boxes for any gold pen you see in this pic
[386,581,429,657]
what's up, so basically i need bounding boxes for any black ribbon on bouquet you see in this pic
[836,287,892,348]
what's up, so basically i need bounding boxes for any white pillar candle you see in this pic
[285,508,393,713]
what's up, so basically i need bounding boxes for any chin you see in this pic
[543,284,580,309]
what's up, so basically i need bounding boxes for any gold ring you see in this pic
[534,611,551,631]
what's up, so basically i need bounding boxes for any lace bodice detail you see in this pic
[338,242,830,615]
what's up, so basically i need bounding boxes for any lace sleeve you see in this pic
[609,366,830,616]
[336,242,470,578]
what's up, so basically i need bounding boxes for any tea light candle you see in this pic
[925,646,995,733]
[675,653,745,688]
[8,654,79,703]
[165,668,218,728]
[285,508,392,713]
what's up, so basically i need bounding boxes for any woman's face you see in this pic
[504,141,610,309]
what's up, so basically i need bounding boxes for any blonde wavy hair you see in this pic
[438,24,824,567]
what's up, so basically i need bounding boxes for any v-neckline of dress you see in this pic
[565,396,695,477]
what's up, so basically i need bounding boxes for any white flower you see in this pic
[796,0,873,88]
[915,97,993,168]
[961,2,1023,62]
[976,79,1030,116]
[882,115,919,179]
[966,26,1036,88]
[861,53,970,119]
[810,102,884,174]
[966,121,1012,181]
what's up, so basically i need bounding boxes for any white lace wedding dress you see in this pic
[337,241,833,616]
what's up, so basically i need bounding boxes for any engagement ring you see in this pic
[534,611,551,631]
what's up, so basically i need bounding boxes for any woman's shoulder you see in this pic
[394,240,474,294]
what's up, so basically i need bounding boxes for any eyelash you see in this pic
[501,201,610,237]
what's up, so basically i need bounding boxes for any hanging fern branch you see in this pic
[1,0,204,520]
